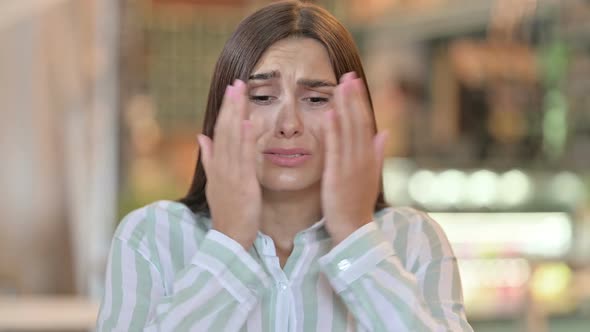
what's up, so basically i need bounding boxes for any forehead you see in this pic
[251,37,336,81]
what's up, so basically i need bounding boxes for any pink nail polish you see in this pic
[342,80,352,92]
[226,85,235,98]
[342,72,357,82]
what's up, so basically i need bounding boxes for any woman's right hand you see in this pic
[197,79,261,250]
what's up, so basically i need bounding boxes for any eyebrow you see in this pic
[248,70,280,81]
[248,70,336,88]
[298,78,336,88]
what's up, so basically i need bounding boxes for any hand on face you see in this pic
[197,79,261,250]
[321,72,389,245]
[197,72,387,250]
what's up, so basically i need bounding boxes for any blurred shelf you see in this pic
[0,0,68,31]
[359,0,558,45]
[0,295,98,331]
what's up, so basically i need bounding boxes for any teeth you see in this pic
[276,153,302,157]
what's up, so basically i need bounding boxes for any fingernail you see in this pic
[233,79,244,88]
[225,84,235,98]
[343,72,357,81]
[342,79,352,92]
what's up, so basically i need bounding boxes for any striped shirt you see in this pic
[96,200,473,331]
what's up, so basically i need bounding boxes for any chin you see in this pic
[258,169,321,192]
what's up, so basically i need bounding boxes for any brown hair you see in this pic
[179,0,389,215]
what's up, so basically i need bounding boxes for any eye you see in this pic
[303,96,329,106]
[249,95,276,105]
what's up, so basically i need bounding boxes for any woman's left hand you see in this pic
[321,72,388,246]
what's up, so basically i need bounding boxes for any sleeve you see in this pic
[96,230,270,332]
[318,217,473,332]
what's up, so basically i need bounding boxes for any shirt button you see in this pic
[337,259,351,271]
[278,281,288,291]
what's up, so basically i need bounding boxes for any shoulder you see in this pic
[113,200,210,250]
[373,206,455,260]
[374,206,446,236]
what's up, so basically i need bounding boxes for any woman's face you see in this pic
[247,37,336,193]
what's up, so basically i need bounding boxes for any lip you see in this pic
[263,148,311,167]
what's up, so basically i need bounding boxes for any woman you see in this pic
[97,1,473,331]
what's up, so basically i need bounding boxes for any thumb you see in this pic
[373,130,389,176]
[197,134,213,175]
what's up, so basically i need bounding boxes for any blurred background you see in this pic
[1,0,589,331]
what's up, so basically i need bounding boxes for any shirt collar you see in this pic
[195,212,331,244]
[294,216,330,244]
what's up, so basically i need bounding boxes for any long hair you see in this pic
[179,0,389,215]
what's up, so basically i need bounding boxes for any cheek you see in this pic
[249,106,276,131]
[250,107,275,152]
[301,113,326,147]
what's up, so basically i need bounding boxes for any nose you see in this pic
[275,100,303,138]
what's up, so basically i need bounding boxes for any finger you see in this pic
[373,130,389,176]
[322,109,341,175]
[229,79,247,164]
[334,79,355,165]
[213,84,235,162]
[241,119,257,175]
[197,133,213,176]
[352,78,373,127]
[339,71,357,84]
[234,79,248,121]
[350,78,374,156]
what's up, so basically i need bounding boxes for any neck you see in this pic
[260,182,322,256]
